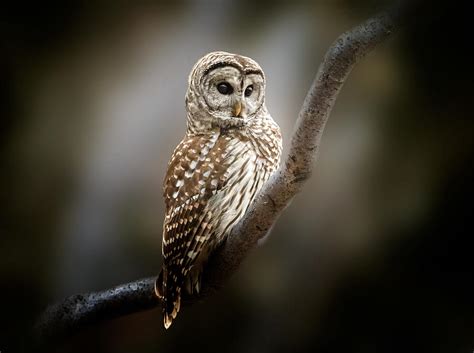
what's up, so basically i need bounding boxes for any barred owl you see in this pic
[156,51,282,329]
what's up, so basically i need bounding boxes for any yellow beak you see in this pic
[233,101,243,117]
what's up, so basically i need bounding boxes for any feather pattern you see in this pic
[157,52,282,329]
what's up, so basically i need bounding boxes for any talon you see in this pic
[155,271,164,300]
[194,279,200,294]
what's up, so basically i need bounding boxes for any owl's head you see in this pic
[185,51,266,133]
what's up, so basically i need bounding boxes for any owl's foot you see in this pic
[155,269,164,300]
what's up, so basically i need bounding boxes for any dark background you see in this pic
[1,1,473,352]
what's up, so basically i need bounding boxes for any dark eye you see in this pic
[217,82,233,95]
[244,85,253,97]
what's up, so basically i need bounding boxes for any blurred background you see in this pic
[1,0,473,352]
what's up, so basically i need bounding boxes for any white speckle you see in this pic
[190,160,197,169]
[203,170,211,177]
[208,163,214,169]
[185,170,194,178]
[176,179,184,187]
[211,179,218,187]
[187,251,196,259]
[172,191,179,198]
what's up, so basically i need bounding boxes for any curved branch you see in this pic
[34,278,158,340]
[203,5,406,290]
[35,2,412,342]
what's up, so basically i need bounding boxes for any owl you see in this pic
[155,51,282,329]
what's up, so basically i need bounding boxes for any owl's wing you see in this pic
[159,133,229,326]
[162,134,223,263]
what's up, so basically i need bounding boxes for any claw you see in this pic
[194,278,200,294]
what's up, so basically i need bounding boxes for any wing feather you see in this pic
[160,129,276,326]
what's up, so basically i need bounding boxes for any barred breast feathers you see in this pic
[159,116,281,329]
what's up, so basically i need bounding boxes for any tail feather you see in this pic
[156,267,183,329]
[164,290,181,329]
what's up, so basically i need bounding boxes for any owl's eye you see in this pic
[217,82,233,95]
[244,85,253,97]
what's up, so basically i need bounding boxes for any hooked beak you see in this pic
[233,101,244,117]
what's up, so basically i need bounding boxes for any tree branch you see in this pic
[35,2,413,342]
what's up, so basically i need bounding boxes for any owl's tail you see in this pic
[155,267,182,329]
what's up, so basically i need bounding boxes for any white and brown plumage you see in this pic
[156,51,282,328]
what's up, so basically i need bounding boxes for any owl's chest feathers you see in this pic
[217,121,280,165]
[164,120,280,211]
